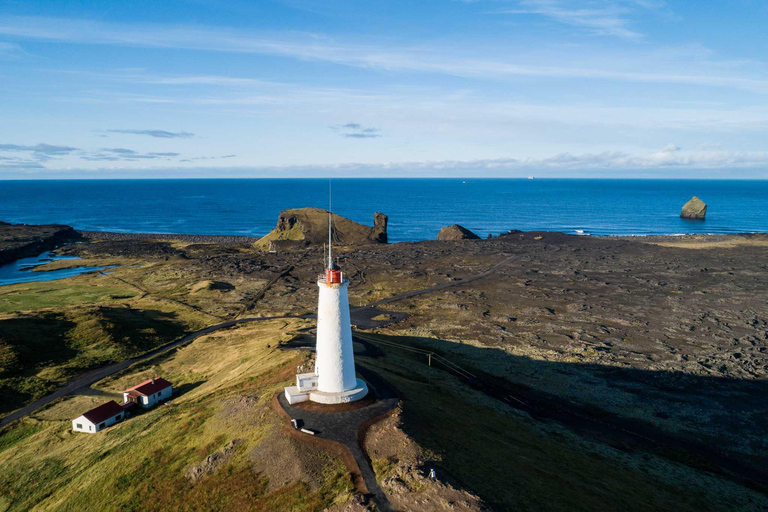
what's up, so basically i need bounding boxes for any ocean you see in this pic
[0,179,766,243]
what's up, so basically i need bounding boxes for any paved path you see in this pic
[277,366,399,512]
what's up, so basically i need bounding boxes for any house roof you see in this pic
[78,401,124,424]
[124,377,172,397]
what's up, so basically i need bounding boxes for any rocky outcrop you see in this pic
[681,196,707,220]
[437,224,480,241]
[255,208,388,250]
[370,212,388,243]
[0,222,77,266]
[187,439,244,483]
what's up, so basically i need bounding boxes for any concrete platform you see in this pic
[309,378,369,404]
[284,386,309,404]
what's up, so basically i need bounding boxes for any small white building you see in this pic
[285,372,319,404]
[72,400,126,433]
[123,378,173,408]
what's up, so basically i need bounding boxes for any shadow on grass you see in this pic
[95,306,189,355]
[0,313,77,414]
[173,380,206,399]
[355,332,768,511]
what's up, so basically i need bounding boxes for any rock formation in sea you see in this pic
[255,207,388,250]
[681,196,707,220]
[437,224,480,241]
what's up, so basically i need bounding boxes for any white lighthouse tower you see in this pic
[284,211,368,405]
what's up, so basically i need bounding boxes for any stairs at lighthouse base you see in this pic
[309,378,369,404]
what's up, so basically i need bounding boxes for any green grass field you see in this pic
[0,281,138,314]
[0,319,356,512]
[0,268,214,417]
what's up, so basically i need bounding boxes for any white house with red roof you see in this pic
[123,377,173,408]
[72,400,127,433]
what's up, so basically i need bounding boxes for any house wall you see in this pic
[97,413,122,431]
[72,416,95,433]
[141,386,173,408]
[72,412,124,433]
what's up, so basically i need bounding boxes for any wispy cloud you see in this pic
[0,41,28,59]
[330,123,382,138]
[0,161,46,170]
[106,129,195,138]
[2,16,767,93]
[496,0,654,39]
[271,147,768,173]
[0,143,79,162]
[7,145,768,177]
[80,148,181,161]
[178,154,236,162]
[0,143,79,155]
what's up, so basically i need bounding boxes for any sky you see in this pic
[0,0,767,179]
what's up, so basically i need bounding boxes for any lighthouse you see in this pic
[284,211,368,405]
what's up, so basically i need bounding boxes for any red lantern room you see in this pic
[325,262,342,284]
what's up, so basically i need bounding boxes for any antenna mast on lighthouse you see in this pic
[328,180,333,269]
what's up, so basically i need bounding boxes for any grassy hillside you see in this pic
[0,262,222,417]
[0,319,356,512]
[357,339,767,512]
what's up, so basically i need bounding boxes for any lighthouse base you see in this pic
[309,378,369,404]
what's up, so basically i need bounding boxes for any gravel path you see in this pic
[277,365,399,511]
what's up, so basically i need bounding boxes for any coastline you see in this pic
[73,228,768,247]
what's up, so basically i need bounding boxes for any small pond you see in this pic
[0,251,112,286]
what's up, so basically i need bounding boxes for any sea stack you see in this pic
[284,211,368,405]
[681,196,707,220]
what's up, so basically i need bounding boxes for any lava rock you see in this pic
[0,222,77,266]
[437,224,480,241]
[681,196,707,220]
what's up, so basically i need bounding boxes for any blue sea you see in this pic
[0,179,766,243]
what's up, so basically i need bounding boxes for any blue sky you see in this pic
[0,0,767,178]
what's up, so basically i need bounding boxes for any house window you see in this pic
[98,422,105,429]
[76,423,82,429]
[90,426,93,431]
[116,414,122,421]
